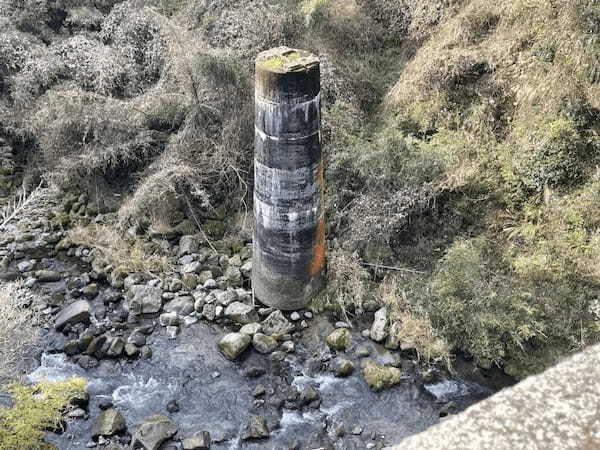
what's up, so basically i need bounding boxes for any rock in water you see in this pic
[133,415,178,450]
[55,300,91,330]
[362,361,401,392]
[326,328,351,351]
[218,333,251,360]
[261,310,294,335]
[128,285,163,315]
[241,415,269,440]
[252,333,278,354]
[370,307,389,342]
[34,269,62,282]
[182,431,211,449]
[333,359,355,377]
[91,408,126,438]
[224,302,259,324]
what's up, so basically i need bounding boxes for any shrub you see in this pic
[510,118,590,192]
[0,378,87,449]
[428,237,546,369]
[100,2,166,93]
[0,281,41,385]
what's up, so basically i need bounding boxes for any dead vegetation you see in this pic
[0,281,41,385]
[67,224,171,274]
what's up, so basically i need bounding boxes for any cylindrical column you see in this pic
[252,47,325,311]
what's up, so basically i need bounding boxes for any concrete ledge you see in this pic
[386,344,600,449]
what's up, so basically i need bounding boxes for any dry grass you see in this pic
[312,248,371,320]
[68,224,171,274]
[378,276,451,367]
[0,281,41,385]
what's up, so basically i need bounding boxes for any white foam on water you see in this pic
[27,353,82,384]
[112,374,178,410]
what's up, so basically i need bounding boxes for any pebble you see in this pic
[290,312,301,321]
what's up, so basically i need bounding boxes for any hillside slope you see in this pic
[1,0,599,377]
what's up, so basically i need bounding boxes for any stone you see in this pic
[385,321,403,350]
[133,415,178,450]
[34,269,61,282]
[281,341,295,353]
[326,328,351,351]
[333,359,355,377]
[128,331,147,347]
[198,270,213,284]
[261,310,294,336]
[129,285,163,315]
[362,361,401,392]
[140,346,153,359]
[252,333,278,354]
[215,290,238,306]
[76,355,99,369]
[202,303,216,321]
[166,399,179,413]
[218,333,251,360]
[370,307,389,342]
[17,259,36,272]
[304,311,313,319]
[182,261,202,274]
[241,415,269,440]
[179,235,201,256]
[357,345,371,357]
[182,431,211,450]
[224,302,258,324]
[160,312,179,327]
[224,266,242,285]
[81,283,99,299]
[106,337,125,357]
[290,312,301,321]
[240,261,252,278]
[239,323,261,335]
[55,300,91,330]
[164,296,195,316]
[125,343,140,358]
[91,408,126,438]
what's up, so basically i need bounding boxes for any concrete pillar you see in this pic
[252,47,325,311]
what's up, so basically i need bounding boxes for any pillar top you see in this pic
[256,46,319,74]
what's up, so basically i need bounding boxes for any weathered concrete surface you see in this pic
[386,345,600,450]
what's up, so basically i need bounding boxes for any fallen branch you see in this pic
[361,261,428,275]
[0,182,45,231]
[183,193,218,255]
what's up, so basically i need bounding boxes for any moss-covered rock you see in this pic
[326,328,351,351]
[362,361,401,392]
[0,378,87,449]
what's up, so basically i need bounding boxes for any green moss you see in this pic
[258,52,301,71]
[362,361,401,392]
[0,378,87,449]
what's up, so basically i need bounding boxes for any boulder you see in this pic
[133,414,178,450]
[370,307,389,342]
[333,359,355,377]
[164,296,195,316]
[129,285,163,315]
[91,408,126,438]
[362,361,401,392]
[55,300,91,330]
[179,235,201,256]
[326,328,351,351]
[182,431,211,450]
[241,415,269,440]
[261,310,294,336]
[224,302,258,324]
[239,323,261,335]
[252,333,278,354]
[218,333,251,360]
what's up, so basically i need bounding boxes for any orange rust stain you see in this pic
[309,217,326,276]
